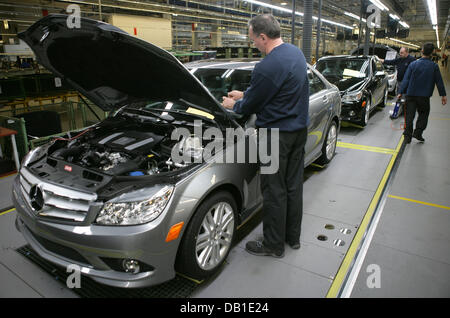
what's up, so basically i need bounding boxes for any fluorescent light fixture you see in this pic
[435,25,440,48]
[3,20,9,30]
[426,0,438,25]
[243,0,353,29]
[399,21,409,28]
[345,11,367,23]
[370,0,389,11]
[388,37,420,48]
[389,14,400,20]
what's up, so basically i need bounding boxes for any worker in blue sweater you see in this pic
[222,14,309,258]
[398,42,447,144]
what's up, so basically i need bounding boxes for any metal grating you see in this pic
[16,245,199,298]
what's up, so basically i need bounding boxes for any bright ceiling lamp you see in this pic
[243,0,353,29]
[435,25,440,48]
[345,11,366,23]
[426,0,438,25]
[389,14,400,20]
[388,37,420,48]
[370,0,389,11]
[398,21,409,28]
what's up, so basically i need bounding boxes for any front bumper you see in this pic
[12,175,179,288]
[339,101,364,123]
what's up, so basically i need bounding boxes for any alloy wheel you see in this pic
[195,202,235,270]
[326,123,337,160]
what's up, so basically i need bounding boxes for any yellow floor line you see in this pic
[429,117,450,120]
[388,195,450,210]
[326,135,404,298]
[337,141,397,155]
[0,208,15,216]
[0,172,17,179]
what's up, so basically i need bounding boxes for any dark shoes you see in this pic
[412,132,425,142]
[245,241,284,258]
[404,135,412,144]
[287,241,301,250]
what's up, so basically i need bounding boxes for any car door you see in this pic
[375,59,387,103]
[305,68,329,164]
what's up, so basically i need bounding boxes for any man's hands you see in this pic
[227,90,244,101]
[222,97,236,109]
[222,90,244,109]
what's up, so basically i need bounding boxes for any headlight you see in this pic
[342,91,363,103]
[96,185,174,225]
[22,142,53,167]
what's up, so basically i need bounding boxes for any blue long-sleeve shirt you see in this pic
[383,55,416,81]
[233,43,309,131]
[400,57,446,97]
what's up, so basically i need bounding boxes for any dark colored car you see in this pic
[315,55,389,126]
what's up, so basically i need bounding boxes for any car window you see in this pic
[308,70,326,96]
[191,68,252,101]
[316,58,369,80]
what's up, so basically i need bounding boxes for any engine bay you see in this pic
[45,113,212,178]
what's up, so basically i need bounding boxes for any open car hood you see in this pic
[18,14,227,118]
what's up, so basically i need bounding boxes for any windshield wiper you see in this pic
[147,108,219,127]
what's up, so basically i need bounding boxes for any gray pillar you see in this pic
[291,0,296,45]
[302,0,313,63]
[364,23,370,55]
[316,0,322,59]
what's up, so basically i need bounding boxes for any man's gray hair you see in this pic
[400,47,409,53]
[249,14,281,39]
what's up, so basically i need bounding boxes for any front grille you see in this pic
[27,226,91,266]
[19,167,97,223]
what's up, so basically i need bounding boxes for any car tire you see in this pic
[175,191,237,280]
[359,98,371,127]
[316,120,338,165]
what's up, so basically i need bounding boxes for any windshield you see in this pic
[191,68,252,102]
[316,58,369,80]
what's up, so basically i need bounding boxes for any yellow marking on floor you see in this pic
[0,208,15,216]
[337,142,397,155]
[388,195,450,210]
[326,135,404,298]
[340,122,364,129]
[0,172,17,179]
[176,272,204,285]
[429,117,450,120]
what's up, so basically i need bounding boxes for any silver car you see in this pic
[12,15,341,288]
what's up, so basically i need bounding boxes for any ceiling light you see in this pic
[345,11,366,23]
[280,2,288,5]
[426,0,438,25]
[243,0,353,29]
[388,37,420,48]
[435,25,440,48]
[398,21,409,28]
[3,20,9,30]
[389,14,400,20]
[370,0,389,12]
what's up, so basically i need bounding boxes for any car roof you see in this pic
[185,58,261,70]
[185,58,313,70]
[318,55,374,61]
